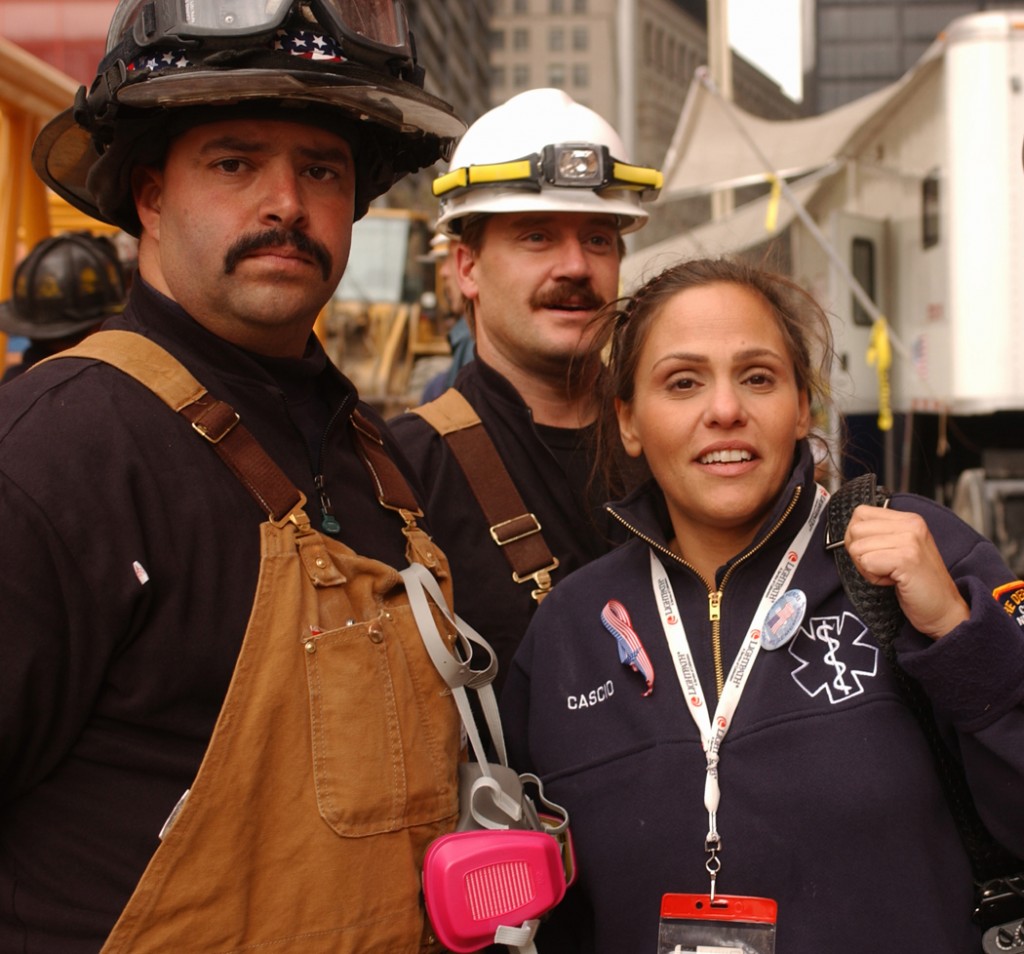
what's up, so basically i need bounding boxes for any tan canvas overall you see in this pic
[51,332,461,953]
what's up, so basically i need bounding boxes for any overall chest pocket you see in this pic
[302,603,460,837]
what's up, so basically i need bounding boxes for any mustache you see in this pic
[223,229,333,281]
[529,278,605,311]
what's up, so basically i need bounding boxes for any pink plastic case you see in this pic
[422,829,568,952]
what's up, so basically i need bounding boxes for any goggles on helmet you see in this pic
[107,0,413,75]
[433,142,663,201]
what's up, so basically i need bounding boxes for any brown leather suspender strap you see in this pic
[50,331,304,522]
[48,331,421,526]
[350,409,423,517]
[413,388,558,602]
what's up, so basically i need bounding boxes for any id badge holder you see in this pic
[657,893,777,954]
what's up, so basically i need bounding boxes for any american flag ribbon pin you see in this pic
[600,599,655,696]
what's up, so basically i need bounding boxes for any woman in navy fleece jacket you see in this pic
[500,258,1024,954]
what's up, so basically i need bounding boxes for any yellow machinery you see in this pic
[0,36,118,377]
[323,207,451,415]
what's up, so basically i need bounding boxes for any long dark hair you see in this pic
[590,257,837,499]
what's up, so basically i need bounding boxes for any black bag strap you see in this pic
[827,474,1023,907]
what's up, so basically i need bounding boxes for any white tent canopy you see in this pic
[659,47,942,201]
[622,170,834,290]
[624,40,945,285]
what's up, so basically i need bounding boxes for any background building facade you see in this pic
[809,0,1024,112]
[488,0,802,248]
[0,0,110,86]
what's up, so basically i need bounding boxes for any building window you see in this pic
[513,64,531,88]
[489,29,505,51]
[513,0,528,11]
[513,28,529,50]
[572,0,587,11]
[548,63,566,88]
[922,172,940,250]
[572,63,589,88]
[678,45,691,81]
[549,28,564,51]
[643,21,653,66]
[851,237,876,328]
[549,0,564,12]
[572,26,588,51]
[491,65,507,88]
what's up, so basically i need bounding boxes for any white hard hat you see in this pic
[417,232,452,263]
[433,88,661,236]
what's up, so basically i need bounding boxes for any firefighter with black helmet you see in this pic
[0,2,464,950]
[0,231,126,383]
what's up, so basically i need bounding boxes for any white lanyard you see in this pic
[649,484,830,895]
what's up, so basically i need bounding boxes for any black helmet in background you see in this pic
[32,0,466,236]
[0,232,126,340]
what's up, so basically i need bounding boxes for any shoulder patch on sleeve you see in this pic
[993,580,1024,627]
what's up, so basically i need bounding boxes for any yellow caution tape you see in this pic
[765,175,782,233]
[866,317,894,431]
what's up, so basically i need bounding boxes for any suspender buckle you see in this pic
[512,558,560,603]
[490,513,543,546]
[191,402,240,444]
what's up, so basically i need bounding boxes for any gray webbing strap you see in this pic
[400,562,507,769]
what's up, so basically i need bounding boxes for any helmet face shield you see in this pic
[108,0,413,74]
[107,0,293,47]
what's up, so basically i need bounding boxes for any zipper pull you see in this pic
[315,474,341,534]
[708,590,722,621]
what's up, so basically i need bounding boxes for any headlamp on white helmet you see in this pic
[434,141,662,200]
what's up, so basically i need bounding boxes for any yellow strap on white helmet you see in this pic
[433,143,663,200]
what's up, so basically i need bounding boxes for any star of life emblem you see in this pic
[788,611,879,703]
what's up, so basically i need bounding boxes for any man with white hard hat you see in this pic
[391,88,662,687]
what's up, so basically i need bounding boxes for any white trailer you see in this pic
[627,10,1024,572]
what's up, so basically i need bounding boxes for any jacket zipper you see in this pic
[278,384,355,535]
[607,485,802,699]
[313,391,356,534]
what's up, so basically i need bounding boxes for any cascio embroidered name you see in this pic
[567,680,615,710]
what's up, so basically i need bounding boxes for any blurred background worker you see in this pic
[391,88,662,688]
[420,231,473,402]
[0,232,126,383]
